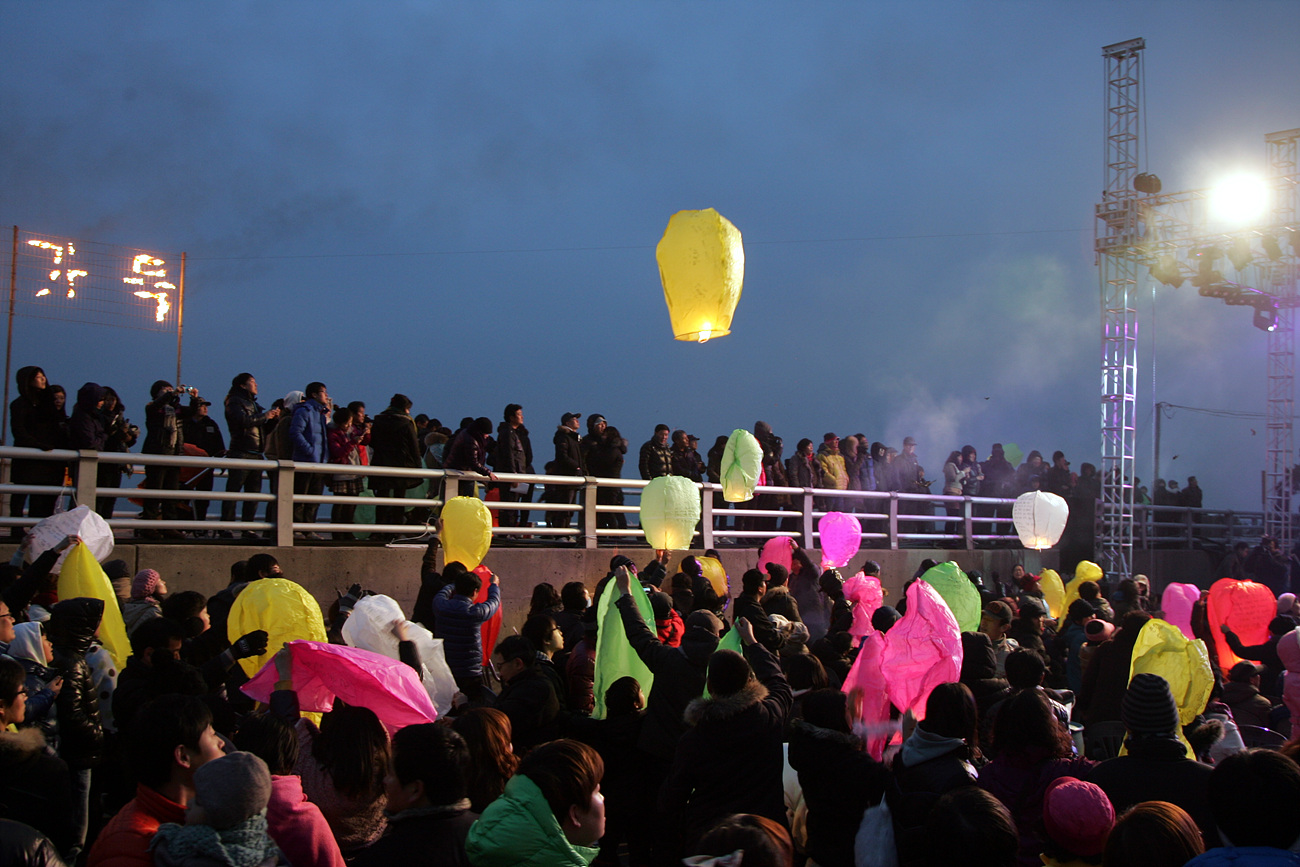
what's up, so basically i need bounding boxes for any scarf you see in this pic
[152,814,279,867]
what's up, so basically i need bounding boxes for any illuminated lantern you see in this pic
[758,536,795,574]
[1075,561,1103,584]
[1207,577,1276,669]
[228,578,328,678]
[882,580,962,720]
[843,571,884,639]
[656,208,744,342]
[1038,569,1066,619]
[819,512,862,569]
[921,562,981,632]
[640,475,701,549]
[441,496,492,569]
[842,631,892,759]
[1129,619,1214,756]
[1161,583,1202,641]
[472,565,503,668]
[698,556,729,599]
[1012,491,1069,549]
[721,429,763,502]
[58,541,130,670]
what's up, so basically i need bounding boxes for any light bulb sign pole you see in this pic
[3,226,185,443]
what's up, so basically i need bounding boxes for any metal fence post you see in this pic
[276,461,295,547]
[963,498,974,551]
[700,484,715,551]
[801,489,815,549]
[583,477,598,549]
[75,450,98,510]
[889,496,899,550]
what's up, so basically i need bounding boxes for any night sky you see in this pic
[3,3,1297,510]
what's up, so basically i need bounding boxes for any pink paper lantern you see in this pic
[758,536,794,574]
[882,580,962,720]
[842,630,892,760]
[819,512,862,569]
[1160,583,1202,641]
[843,571,884,640]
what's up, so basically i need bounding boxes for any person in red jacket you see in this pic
[87,694,224,867]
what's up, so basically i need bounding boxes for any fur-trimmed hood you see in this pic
[0,726,47,766]
[684,679,769,727]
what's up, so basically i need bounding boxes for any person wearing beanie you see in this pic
[662,616,793,854]
[1040,777,1114,867]
[151,751,282,867]
[123,569,167,636]
[760,563,801,624]
[734,569,785,653]
[1087,673,1215,848]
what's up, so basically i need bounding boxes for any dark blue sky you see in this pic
[3,3,1298,510]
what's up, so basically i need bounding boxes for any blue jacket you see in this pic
[1187,849,1300,867]
[289,399,328,463]
[433,583,500,679]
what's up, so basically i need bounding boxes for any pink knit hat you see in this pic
[1042,776,1114,856]
[131,568,162,599]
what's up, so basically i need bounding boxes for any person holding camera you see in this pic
[140,379,198,539]
[221,372,280,538]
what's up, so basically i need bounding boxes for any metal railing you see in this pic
[0,446,1283,550]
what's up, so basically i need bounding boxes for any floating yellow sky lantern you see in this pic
[655,208,744,342]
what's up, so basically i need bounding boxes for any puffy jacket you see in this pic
[1186,849,1300,867]
[466,773,598,867]
[69,382,108,450]
[369,408,422,488]
[290,399,329,463]
[224,386,275,455]
[48,597,106,769]
[638,439,672,480]
[494,423,533,474]
[787,452,818,488]
[352,801,475,867]
[494,665,562,754]
[86,783,186,867]
[10,366,64,451]
[0,818,66,867]
[1087,734,1214,849]
[432,584,500,679]
[0,727,75,855]
[553,426,585,476]
[816,446,848,490]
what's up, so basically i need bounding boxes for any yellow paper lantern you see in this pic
[698,556,729,598]
[228,578,328,678]
[1039,568,1066,619]
[1012,491,1069,549]
[656,208,744,342]
[441,496,493,569]
[639,475,701,550]
[58,541,130,671]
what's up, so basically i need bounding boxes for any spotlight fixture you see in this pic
[1261,234,1284,262]
[1228,237,1254,271]
[1253,301,1279,333]
[1149,254,1184,287]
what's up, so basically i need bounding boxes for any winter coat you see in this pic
[10,366,65,453]
[616,593,718,760]
[289,399,329,464]
[369,408,422,489]
[48,596,105,769]
[493,423,533,474]
[1077,636,1140,726]
[660,642,794,847]
[585,435,625,479]
[890,725,979,865]
[1227,630,1286,699]
[0,727,74,855]
[0,818,66,867]
[494,664,562,754]
[553,426,585,476]
[761,585,801,623]
[638,439,672,480]
[565,636,596,716]
[266,774,346,867]
[443,429,491,475]
[86,783,187,867]
[979,751,1096,867]
[1222,681,1274,730]
[143,390,187,456]
[224,386,275,455]
[733,592,785,653]
[291,717,387,852]
[1087,734,1215,848]
[182,412,225,459]
[352,801,475,867]
[786,452,818,488]
[1276,629,1300,738]
[69,382,108,450]
[816,446,848,490]
[465,773,599,867]
[432,584,501,680]
[787,720,890,867]
[1186,849,1300,867]
[122,597,162,635]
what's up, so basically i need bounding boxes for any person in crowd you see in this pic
[1103,801,1204,867]
[111,617,210,735]
[0,656,74,858]
[1087,672,1215,847]
[1223,661,1275,729]
[687,814,794,867]
[1015,450,1046,494]
[369,393,422,535]
[660,617,793,853]
[816,433,848,511]
[1076,610,1152,726]
[48,597,106,859]
[1075,580,1114,622]
[69,382,107,498]
[181,395,225,527]
[760,563,800,623]
[494,403,534,530]
[734,569,785,652]
[444,417,496,478]
[960,631,1013,718]
[432,564,500,701]
[553,581,590,651]
[923,787,1019,867]
[351,723,476,867]
[450,708,519,814]
[326,406,365,539]
[1217,541,1252,583]
[1060,598,1098,695]
[566,616,598,716]
[9,366,65,530]
[465,738,606,867]
[1185,749,1300,866]
[6,621,61,740]
[980,601,1021,676]
[1007,597,1050,660]
[528,582,562,619]
[222,373,280,537]
[638,424,672,480]
[521,613,569,701]
[788,689,890,867]
[87,694,225,867]
[140,381,198,538]
[122,569,166,636]
[288,381,331,536]
[233,711,346,867]
[97,386,138,520]
[942,449,970,521]
[1038,776,1114,867]
[150,751,283,867]
[668,430,700,482]
[491,634,562,754]
[1043,451,1074,498]
[1222,615,1294,699]
[586,422,627,531]
[818,570,853,638]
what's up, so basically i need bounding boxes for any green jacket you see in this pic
[466,774,598,867]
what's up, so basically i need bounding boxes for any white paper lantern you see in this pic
[1012,491,1069,550]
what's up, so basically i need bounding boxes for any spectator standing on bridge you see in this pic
[9,366,66,533]
[787,438,818,489]
[222,373,280,538]
[670,430,702,482]
[327,407,365,539]
[1180,476,1203,509]
[587,424,627,531]
[1218,541,1251,582]
[1044,451,1074,498]
[97,386,138,520]
[443,417,494,477]
[183,397,226,529]
[370,394,422,536]
[816,433,849,512]
[494,404,533,530]
[550,412,585,529]
[639,424,672,479]
[1247,535,1290,596]
[141,381,197,539]
[289,382,331,537]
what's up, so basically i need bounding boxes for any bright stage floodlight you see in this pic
[1210,173,1270,226]
[1254,302,1279,333]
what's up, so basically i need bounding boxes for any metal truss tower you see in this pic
[1264,129,1299,550]
[1095,38,1145,579]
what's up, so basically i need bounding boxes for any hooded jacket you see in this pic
[660,641,794,847]
[48,596,106,769]
[1087,734,1214,848]
[465,774,598,867]
[69,382,108,450]
[10,366,64,451]
[816,444,849,491]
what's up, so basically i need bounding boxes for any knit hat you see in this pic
[1279,593,1297,616]
[706,648,752,697]
[649,589,674,622]
[1042,776,1114,857]
[1122,673,1180,736]
[191,751,272,831]
[131,569,162,599]
[871,606,901,633]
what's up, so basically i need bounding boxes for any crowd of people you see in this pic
[8,365,1209,544]
[4,530,1300,867]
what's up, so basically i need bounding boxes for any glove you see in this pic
[231,630,269,660]
[339,583,363,614]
